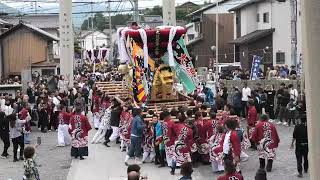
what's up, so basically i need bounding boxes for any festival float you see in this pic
[117,25,198,104]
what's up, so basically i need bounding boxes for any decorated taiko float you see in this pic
[117,25,198,104]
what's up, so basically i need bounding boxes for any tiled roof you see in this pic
[229,29,274,45]
[0,22,59,41]
[2,14,59,29]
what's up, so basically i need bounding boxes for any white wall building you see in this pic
[229,0,301,67]
[80,31,109,50]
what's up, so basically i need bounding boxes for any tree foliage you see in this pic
[81,13,132,31]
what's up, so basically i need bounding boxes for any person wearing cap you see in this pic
[290,114,308,178]
[251,114,280,172]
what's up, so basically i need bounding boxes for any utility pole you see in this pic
[215,1,219,83]
[91,1,94,50]
[108,0,113,65]
[162,0,176,26]
[301,0,320,179]
[133,0,139,23]
[59,0,74,85]
[291,0,298,66]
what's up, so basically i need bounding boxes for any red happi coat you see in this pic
[93,95,101,113]
[119,111,132,143]
[251,121,280,150]
[19,108,31,132]
[58,111,71,125]
[194,118,208,154]
[217,172,244,180]
[143,125,155,153]
[247,106,258,126]
[210,132,225,163]
[224,130,241,159]
[162,118,175,147]
[173,122,196,165]
[69,114,92,148]
[205,118,221,139]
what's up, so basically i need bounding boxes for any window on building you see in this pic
[263,12,269,23]
[276,52,285,64]
[256,13,260,22]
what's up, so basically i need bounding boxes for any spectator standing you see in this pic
[265,85,276,121]
[0,112,10,158]
[241,82,251,118]
[232,87,242,117]
[291,115,308,178]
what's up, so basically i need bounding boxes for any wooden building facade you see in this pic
[0,23,59,77]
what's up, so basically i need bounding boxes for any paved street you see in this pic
[0,118,310,180]
[0,128,71,180]
[67,121,310,180]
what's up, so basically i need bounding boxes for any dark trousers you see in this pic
[288,110,296,126]
[49,111,59,130]
[296,147,308,174]
[241,101,248,118]
[104,128,113,143]
[128,136,142,158]
[154,145,165,166]
[259,158,273,172]
[265,104,275,119]
[0,133,10,156]
[278,106,288,122]
[12,135,24,160]
[234,107,241,117]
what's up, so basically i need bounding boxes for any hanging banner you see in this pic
[250,55,262,80]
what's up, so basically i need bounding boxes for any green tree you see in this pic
[81,13,108,31]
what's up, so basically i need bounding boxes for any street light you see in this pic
[210,45,218,81]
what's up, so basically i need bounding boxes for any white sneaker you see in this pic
[269,119,274,123]
[283,122,288,126]
[276,121,282,125]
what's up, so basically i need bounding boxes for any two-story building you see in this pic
[80,30,110,50]
[186,0,249,68]
[229,0,301,69]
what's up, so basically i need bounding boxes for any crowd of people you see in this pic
[0,67,309,179]
[218,64,299,81]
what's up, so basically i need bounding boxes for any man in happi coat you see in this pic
[171,113,196,175]
[194,111,209,163]
[205,113,224,173]
[93,91,102,130]
[247,99,258,149]
[69,103,92,160]
[223,118,241,173]
[119,105,133,152]
[160,111,176,168]
[142,121,155,163]
[57,104,71,147]
[251,114,280,172]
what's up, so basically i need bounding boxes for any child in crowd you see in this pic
[23,146,40,180]
[179,162,193,180]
